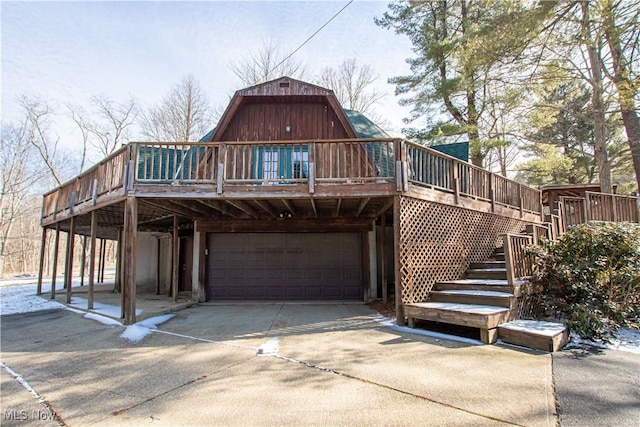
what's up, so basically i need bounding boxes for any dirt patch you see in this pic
[368,299,396,319]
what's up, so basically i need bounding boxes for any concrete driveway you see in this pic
[1,303,556,426]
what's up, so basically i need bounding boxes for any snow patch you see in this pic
[499,319,567,337]
[0,284,65,315]
[373,315,483,346]
[120,314,176,343]
[568,329,640,355]
[257,337,280,356]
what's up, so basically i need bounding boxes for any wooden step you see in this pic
[498,320,569,352]
[405,302,512,344]
[429,289,516,308]
[465,268,508,280]
[434,279,521,295]
[469,260,506,269]
[493,253,506,261]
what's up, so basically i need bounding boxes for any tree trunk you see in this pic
[603,6,640,192]
[582,2,613,193]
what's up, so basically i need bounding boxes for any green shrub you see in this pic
[527,222,640,342]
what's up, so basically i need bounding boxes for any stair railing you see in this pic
[502,233,534,286]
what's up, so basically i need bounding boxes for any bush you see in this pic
[527,222,640,342]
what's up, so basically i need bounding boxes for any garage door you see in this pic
[206,233,362,300]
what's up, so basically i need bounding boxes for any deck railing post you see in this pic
[489,174,495,213]
[584,192,591,222]
[502,234,515,287]
[611,194,618,222]
[518,184,524,218]
[217,143,225,194]
[452,163,460,205]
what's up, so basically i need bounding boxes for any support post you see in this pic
[362,230,371,303]
[88,210,97,310]
[65,217,75,303]
[172,215,179,302]
[489,175,495,213]
[393,196,404,326]
[156,238,162,295]
[115,229,122,293]
[100,238,106,283]
[122,197,138,325]
[50,223,60,300]
[191,226,205,302]
[36,227,47,295]
[79,235,87,286]
[381,211,387,304]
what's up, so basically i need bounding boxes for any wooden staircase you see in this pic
[404,245,569,351]
[405,247,517,344]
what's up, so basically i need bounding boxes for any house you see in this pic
[38,77,544,338]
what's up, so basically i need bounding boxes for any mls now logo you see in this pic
[4,409,28,420]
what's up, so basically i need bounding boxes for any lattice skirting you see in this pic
[399,195,534,304]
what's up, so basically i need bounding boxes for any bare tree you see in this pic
[82,95,138,157]
[316,58,385,115]
[230,40,310,87]
[140,75,216,142]
[0,124,43,277]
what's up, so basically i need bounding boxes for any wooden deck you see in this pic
[40,138,544,237]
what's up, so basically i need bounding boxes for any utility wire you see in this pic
[272,0,354,73]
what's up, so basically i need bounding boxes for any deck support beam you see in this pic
[172,215,179,302]
[122,197,138,325]
[79,235,87,286]
[36,227,47,295]
[65,217,75,303]
[393,196,404,325]
[88,210,97,310]
[50,223,60,300]
[381,212,387,304]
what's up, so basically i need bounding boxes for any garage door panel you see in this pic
[206,233,362,300]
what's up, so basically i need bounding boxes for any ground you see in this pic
[1,279,639,426]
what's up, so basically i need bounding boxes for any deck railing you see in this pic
[406,141,542,215]
[560,191,639,230]
[42,139,544,222]
[503,233,534,286]
[42,146,129,220]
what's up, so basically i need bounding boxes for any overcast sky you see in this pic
[2,1,416,150]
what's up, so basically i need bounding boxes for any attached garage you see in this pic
[206,233,363,300]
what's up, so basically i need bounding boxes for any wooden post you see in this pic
[88,210,97,310]
[393,196,404,326]
[65,217,75,304]
[452,164,460,205]
[611,195,618,222]
[79,235,87,286]
[36,227,47,295]
[518,184,524,218]
[197,231,207,302]
[156,238,162,295]
[489,174,495,213]
[115,229,122,293]
[584,192,592,222]
[362,230,371,302]
[502,234,515,287]
[99,238,106,283]
[50,223,60,300]
[172,215,179,302]
[381,212,387,304]
[122,197,138,325]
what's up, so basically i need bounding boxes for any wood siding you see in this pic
[217,101,351,141]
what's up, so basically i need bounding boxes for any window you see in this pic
[263,151,279,181]
[292,151,309,179]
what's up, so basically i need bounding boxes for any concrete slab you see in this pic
[2,303,558,426]
[553,345,640,427]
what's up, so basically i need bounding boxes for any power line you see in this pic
[272,0,354,74]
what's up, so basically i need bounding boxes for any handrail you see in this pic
[560,191,639,230]
[405,140,542,215]
[502,233,534,286]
